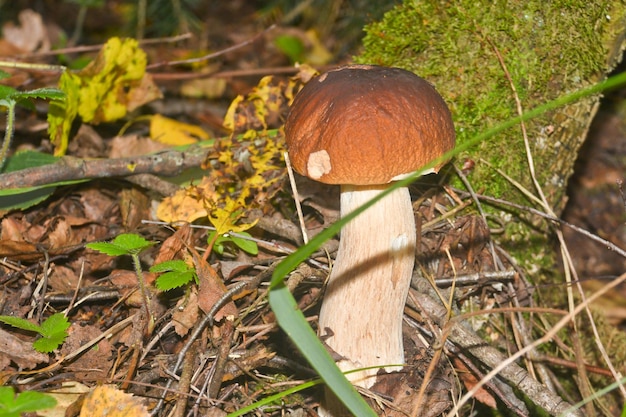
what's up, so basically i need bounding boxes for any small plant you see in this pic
[86,233,156,333]
[150,259,198,291]
[0,312,70,353]
[0,386,57,417]
[0,69,64,171]
[207,230,258,256]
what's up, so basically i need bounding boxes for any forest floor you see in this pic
[0,2,625,417]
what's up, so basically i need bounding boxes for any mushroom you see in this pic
[284,64,455,413]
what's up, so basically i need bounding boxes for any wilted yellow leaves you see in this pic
[48,37,162,155]
[149,114,209,145]
[156,69,316,234]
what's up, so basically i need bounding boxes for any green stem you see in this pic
[131,252,154,335]
[0,100,15,172]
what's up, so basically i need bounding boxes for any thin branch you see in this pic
[0,147,209,190]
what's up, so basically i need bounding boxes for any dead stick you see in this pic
[0,147,208,189]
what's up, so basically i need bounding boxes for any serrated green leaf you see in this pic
[33,333,66,353]
[0,386,14,404]
[112,233,155,252]
[150,259,189,273]
[39,313,70,338]
[155,270,196,291]
[0,315,43,334]
[85,241,130,256]
[0,386,56,416]
[15,97,35,111]
[87,233,154,256]
[16,88,65,101]
[230,232,258,255]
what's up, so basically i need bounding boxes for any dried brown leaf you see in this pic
[172,287,199,336]
[0,327,48,371]
[192,250,238,322]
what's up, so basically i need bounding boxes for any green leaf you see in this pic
[16,87,65,101]
[151,260,198,290]
[86,233,154,256]
[0,314,70,353]
[1,150,60,174]
[32,331,67,353]
[230,232,258,255]
[154,270,197,291]
[0,151,90,213]
[0,315,43,334]
[150,259,189,273]
[0,70,10,80]
[274,35,305,63]
[0,387,56,415]
[38,313,70,338]
[85,241,130,256]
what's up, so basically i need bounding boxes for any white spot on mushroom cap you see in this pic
[307,150,332,179]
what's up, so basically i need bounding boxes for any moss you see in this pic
[356,0,626,273]
[358,1,613,194]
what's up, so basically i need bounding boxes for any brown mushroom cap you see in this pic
[284,64,455,185]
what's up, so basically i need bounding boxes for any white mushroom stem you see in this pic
[318,183,416,389]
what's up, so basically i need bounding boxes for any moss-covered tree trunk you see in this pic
[357,0,626,275]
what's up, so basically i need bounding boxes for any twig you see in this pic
[0,147,208,189]
[146,25,276,70]
[7,33,192,60]
[284,152,309,244]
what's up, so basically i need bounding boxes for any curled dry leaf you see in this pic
[153,223,192,265]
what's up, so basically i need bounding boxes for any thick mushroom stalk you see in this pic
[319,184,416,388]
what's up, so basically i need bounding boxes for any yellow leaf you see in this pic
[79,385,149,417]
[208,194,257,235]
[49,37,162,155]
[223,94,244,132]
[76,37,159,124]
[156,177,217,223]
[149,114,208,145]
[48,71,80,156]
[304,29,333,65]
